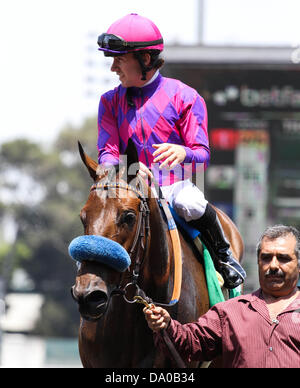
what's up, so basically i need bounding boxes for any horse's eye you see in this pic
[120,211,136,228]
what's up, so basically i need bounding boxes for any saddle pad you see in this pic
[168,206,240,305]
[202,241,225,306]
[168,206,200,241]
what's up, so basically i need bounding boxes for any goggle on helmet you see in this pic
[97,33,163,55]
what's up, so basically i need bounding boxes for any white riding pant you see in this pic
[160,179,208,222]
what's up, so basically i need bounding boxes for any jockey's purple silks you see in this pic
[97,73,210,186]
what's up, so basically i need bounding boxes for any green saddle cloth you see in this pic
[202,242,240,307]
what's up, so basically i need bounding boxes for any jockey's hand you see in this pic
[138,162,153,180]
[152,143,186,169]
[143,306,171,333]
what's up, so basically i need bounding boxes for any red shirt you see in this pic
[156,289,300,368]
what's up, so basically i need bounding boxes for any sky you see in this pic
[0,0,300,146]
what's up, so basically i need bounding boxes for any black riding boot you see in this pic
[189,203,246,289]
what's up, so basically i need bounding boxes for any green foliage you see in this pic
[0,139,44,170]
[0,115,98,337]
[0,243,11,267]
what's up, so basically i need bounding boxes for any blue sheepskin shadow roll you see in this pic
[68,235,131,272]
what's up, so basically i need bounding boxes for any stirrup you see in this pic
[219,261,245,282]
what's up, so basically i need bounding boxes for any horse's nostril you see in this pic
[78,290,108,321]
[85,290,108,305]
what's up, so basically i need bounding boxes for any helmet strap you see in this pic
[134,52,151,81]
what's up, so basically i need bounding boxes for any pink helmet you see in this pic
[98,13,164,55]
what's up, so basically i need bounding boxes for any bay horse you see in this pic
[70,140,244,368]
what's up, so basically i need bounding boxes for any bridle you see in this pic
[90,175,152,305]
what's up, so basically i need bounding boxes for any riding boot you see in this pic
[189,203,246,289]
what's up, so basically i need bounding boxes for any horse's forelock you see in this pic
[96,164,122,182]
[94,163,152,200]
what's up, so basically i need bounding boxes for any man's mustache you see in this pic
[265,268,285,278]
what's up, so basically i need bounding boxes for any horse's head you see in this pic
[70,140,152,321]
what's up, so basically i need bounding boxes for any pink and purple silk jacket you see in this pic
[97,73,210,186]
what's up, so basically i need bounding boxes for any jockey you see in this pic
[96,13,246,289]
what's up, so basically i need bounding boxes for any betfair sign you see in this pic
[213,85,300,108]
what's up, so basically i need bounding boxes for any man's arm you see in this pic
[144,305,223,363]
[97,94,120,165]
[150,93,210,171]
[178,93,210,167]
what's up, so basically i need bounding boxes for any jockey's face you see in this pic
[110,52,148,88]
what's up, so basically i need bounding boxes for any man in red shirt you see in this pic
[144,225,300,368]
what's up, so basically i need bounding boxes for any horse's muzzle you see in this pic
[71,286,108,321]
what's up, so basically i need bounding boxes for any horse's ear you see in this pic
[125,139,140,183]
[78,141,98,181]
[125,138,139,167]
[125,138,140,182]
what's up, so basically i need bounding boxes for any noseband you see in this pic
[90,176,151,304]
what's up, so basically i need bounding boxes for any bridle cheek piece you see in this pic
[90,177,151,305]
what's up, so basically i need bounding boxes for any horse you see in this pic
[70,140,244,368]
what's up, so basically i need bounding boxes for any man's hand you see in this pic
[143,306,171,332]
[153,143,186,169]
